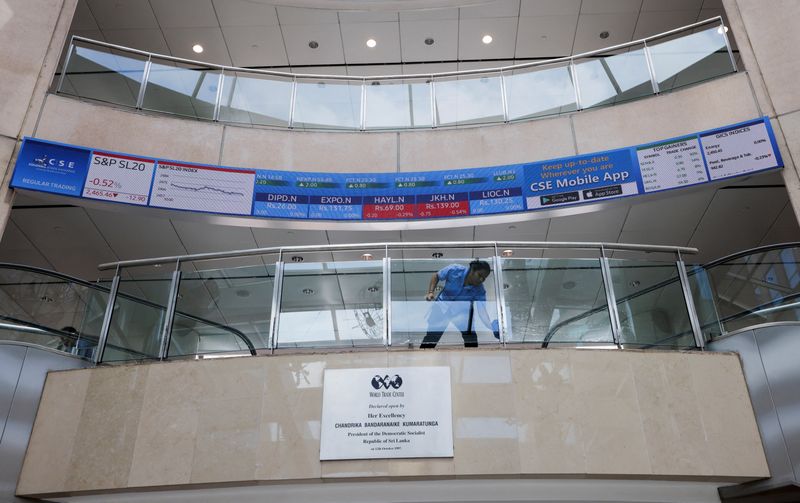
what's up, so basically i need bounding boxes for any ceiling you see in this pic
[2,0,794,289]
[68,0,729,75]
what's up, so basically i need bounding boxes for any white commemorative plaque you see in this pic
[320,367,453,460]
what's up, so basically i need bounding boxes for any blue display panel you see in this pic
[10,117,783,221]
[11,139,91,196]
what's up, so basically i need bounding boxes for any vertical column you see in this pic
[599,252,622,347]
[676,257,706,349]
[157,262,182,360]
[94,270,121,364]
[268,261,286,352]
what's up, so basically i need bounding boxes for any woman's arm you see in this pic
[425,272,439,301]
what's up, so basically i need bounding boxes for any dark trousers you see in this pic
[421,301,476,348]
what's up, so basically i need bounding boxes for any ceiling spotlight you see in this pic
[366,38,377,48]
[361,253,374,260]
[482,34,493,45]
[291,255,304,263]
[503,283,510,290]
[192,44,203,53]
[562,281,576,290]
[302,288,315,296]
[432,252,444,258]
[599,31,610,39]
[308,40,319,49]
[502,249,514,257]
[629,280,641,288]
[424,37,435,46]
[367,286,379,293]
[717,25,729,34]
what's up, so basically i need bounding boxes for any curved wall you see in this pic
[17,349,768,498]
[24,72,785,231]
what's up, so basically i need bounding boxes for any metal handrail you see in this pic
[98,241,699,270]
[67,17,725,82]
[701,241,800,268]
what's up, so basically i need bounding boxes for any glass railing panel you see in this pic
[293,78,362,130]
[168,259,276,357]
[364,78,432,129]
[141,59,220,119]
[505,62,577,120]
[59,41,147,107]
[687,265,723,341]
[648,25,733,93]
[573,46,653,109]
[434,73,504,126]
[704,247,800,333]
[0,266,108,357]
[608,260,695,348]
[219,71,292,126]
[391,259,499,348]
[102,265,174,362]
[277,260,383,348]
[501,258,613,346]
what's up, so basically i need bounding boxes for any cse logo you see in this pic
[371,374,403,390]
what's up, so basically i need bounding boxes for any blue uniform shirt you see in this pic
[436,264,486,302]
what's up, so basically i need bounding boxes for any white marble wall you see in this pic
[17,349,768,497]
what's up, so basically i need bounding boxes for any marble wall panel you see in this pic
[16,369,90,494]
[35,95,224,164]
[572,73,760,154]
[397,116,575,172]
[18,349,769,498]
[0,0,72,139]
[221,126,397,173]
[64,364,149,491]
[734,0,800,115]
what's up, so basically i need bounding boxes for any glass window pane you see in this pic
[391,259,499,348]
[505,63,577,120]
[102,266,174,362]
[0,266,108,358]
[501,258,613,346]
[293,79,361,129]
[434,75,504,126]
[609,260,695,349]
[704,247,800,333]
[648,26,734,93]
[142,60,220,119]
[169,259,276,358]
[574,48,653,108]
[219,72,291,126]
[277,261,383,348]
[365,79,431,129]
[61,42,147,107]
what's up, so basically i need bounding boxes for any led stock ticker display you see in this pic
[10,118,783,222]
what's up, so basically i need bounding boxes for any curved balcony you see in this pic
[56,17,735,131]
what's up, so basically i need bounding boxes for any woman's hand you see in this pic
[425,292,436,301]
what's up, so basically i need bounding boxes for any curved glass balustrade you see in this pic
[87,241,707,362]
[0,263,254,360]
[7,241,798,362]
[691,243,800,337]
[54,18,735,131]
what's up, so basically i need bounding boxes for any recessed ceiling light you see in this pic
[502,249,514,257]
[308,40,319,49]
[432,252,444,258]
[717,25,729,34]
[192,44,203,53]
[361,253,374,260]
[366,38,377,48]
[291,255,304,262]
[599,31,610,39]
[482,34,493,44]
[424,37,434,46]
[302,288,315,296]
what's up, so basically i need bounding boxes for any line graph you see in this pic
[150,162,255,215]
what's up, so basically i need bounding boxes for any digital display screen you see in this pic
[10,117,783,221]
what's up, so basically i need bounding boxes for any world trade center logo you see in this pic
[371,374,403,390]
